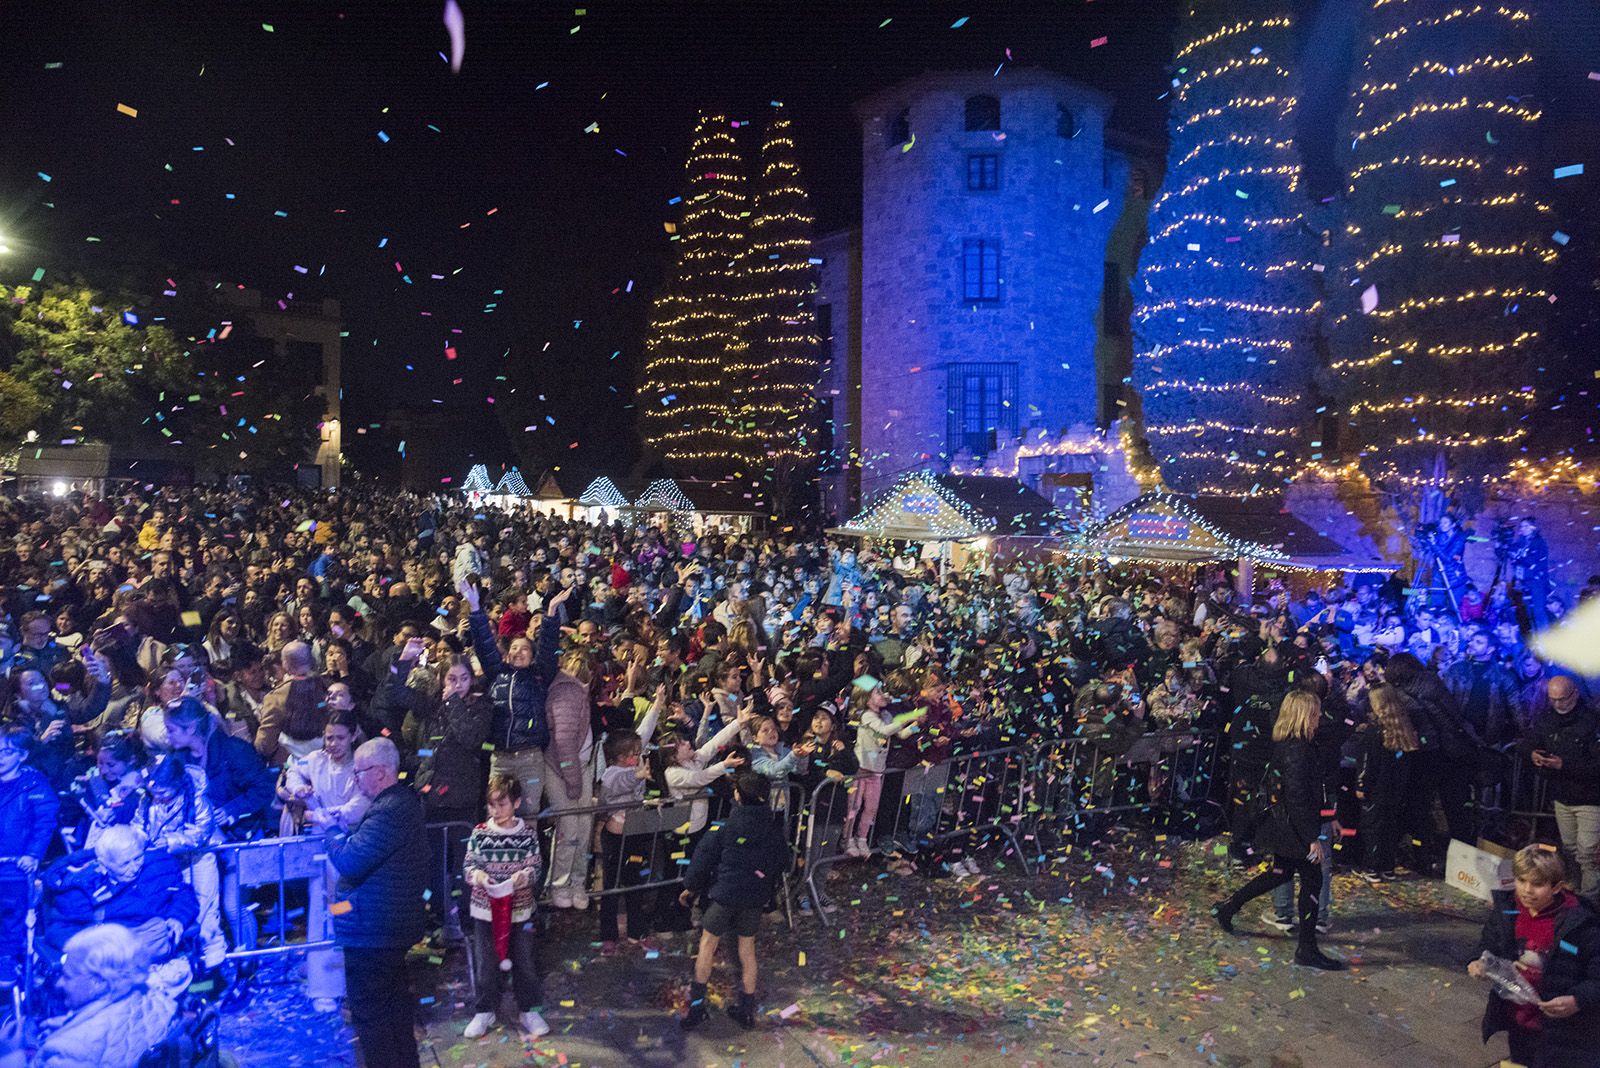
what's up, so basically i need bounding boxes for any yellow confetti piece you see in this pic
[116,102,138,117]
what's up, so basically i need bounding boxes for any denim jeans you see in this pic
[1273,821,1332,924]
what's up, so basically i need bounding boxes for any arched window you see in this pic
[886,107,911,148]
[964,94,1000,132]
[1057,105,1081,139]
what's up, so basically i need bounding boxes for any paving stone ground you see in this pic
[220,832,1513,1067]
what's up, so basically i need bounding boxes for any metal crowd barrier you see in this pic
[132,726,1553,964]
[794,745,1034,923]
[193,783,808,970]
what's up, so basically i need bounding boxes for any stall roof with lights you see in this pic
[831,471,1065,542]
[492,468,531,497]
[460,464,494,493]
[1076,492,1398,574]
[577,476,629,508]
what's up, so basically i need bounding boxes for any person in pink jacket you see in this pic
[543,649,596,909]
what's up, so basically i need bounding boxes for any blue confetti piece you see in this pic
[1554,164,1584,179]
[951,16,969,28]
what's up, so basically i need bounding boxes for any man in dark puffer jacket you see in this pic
[329,737,427,1068]
[677,770,789,1032]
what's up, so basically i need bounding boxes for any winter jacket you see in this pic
[282,749,372,830]
[0,765,61,861]
[1479,889,1600,1060]
[1443,658,1520,749]
[1395,670,1475,756]
[394,683,493,816]
[33,957,191,1068]
[470,610,561,754]
[682,802,790,910]
[1254,737,1326,858]
[1223,660,1289,770]
[327,781,428,950]
[1518,705,1600,807]
[544,671,595,799]
[1355,730,1412,806]
[42,850,199,954]
[751,743,809,792]
[854,705,923,774]
[198,730,276,840]
[663,717,744,835]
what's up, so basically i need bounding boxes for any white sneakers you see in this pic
[551,886,589,910]
[311,997,339,1014]
[845,837,869,858]
[466,1010,550,1039]
[951,857,981,877]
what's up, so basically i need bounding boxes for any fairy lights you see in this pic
[729,117,823,471]
[1331,0,1556,487]
[492,468,531,497]
[1133,1,1316,496]
[577,476,628,508]
[638,114,820,492]
[640,114,750,474]
[461,464,492,494]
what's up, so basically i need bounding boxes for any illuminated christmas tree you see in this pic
[640,113,749,476]
[733,116,823,513]
[1329,0,1553,490]
[1132,0,1319,496]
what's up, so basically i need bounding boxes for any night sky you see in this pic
[0,1,1181,485]
[3,2,1594,486]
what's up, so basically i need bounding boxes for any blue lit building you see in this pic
[815,69,1154,520]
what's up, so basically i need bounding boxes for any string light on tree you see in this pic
[729,115,823,512]
[640,113,750,475]
[1329,0,1556,489]
[1133,0,1318,495]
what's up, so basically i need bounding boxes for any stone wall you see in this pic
[855,70,1121,498]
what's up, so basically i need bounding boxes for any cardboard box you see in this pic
[1446,838,1515,902]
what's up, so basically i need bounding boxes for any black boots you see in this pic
[727,990,757,1029]
[1294,945,1345,971]
[1211,901,1237,934]
[680,981,709,1030]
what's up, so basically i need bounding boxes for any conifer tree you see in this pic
[734,116,823,513]
[1133,0,1319,495]
[640,113,749,476]
[1329,0,1553,491]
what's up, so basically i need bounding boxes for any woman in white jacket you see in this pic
[645,705,747,932]
[843,677,925,858]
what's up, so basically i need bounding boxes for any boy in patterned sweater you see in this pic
[463,773,549,1039]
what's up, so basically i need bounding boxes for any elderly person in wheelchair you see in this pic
[39,826,198,966]
[0,922,192,1068]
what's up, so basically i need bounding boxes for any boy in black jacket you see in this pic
[677,770,789,1031]
[1468,845,1600,1067]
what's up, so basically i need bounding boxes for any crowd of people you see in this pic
[0,483,1594,1066]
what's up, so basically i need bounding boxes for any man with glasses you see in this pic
[12,611,66,677]
[327,738,426,1068]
